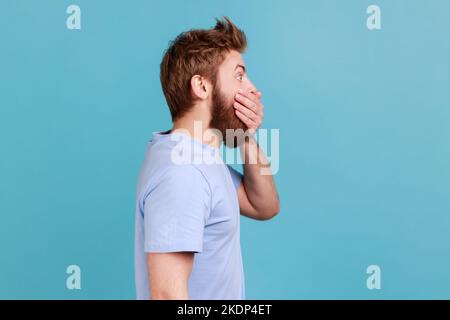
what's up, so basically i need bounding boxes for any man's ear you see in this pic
[190,75,212,100]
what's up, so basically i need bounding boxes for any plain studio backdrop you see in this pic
[0,0,449,299]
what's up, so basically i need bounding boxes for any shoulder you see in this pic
[159,164,210,189]
[138,163,212,214]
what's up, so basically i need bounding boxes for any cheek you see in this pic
[222,88,238,105]
[222,77,241,94]
[217,76,241,104]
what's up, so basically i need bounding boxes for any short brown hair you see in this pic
[160,17,247,121]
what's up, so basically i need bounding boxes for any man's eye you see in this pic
[236,74,244,81]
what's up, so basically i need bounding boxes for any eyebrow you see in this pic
[234,64,246,72]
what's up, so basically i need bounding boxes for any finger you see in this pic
[235,93,259,113]
[235,109,257,128]
[250,92,264,117]
[234,101,257,121]
[237,92,264,118]
[242,90,262,108]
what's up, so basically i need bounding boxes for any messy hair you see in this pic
[160,17,247,121]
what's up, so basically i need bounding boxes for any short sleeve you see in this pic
[142,165,211,253]
[227,165,243,190]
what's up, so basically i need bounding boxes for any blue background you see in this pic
[1,0,449,299]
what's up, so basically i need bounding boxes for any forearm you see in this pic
[240,136,280,217]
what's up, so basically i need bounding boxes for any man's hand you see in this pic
[232,88,280,220]
[234,89,264,136]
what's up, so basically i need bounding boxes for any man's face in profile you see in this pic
[209,50,257,148]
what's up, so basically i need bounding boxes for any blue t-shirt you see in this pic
[134,130,245,299]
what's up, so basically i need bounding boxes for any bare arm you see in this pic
[237,136,280,220]
[233,89,280,220]
[147,252,194,299]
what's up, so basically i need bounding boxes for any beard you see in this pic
[209,83,248,148]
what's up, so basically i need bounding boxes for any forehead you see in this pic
[219,50,245,71]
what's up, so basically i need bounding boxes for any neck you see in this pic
[170,113,222,149]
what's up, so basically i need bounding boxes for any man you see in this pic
[134,17,280,300]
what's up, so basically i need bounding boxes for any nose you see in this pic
[245,79,257,94]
